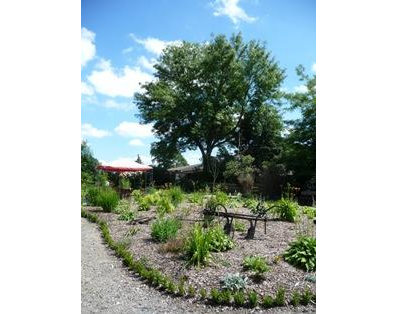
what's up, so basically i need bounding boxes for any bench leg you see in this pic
[224,217,234,237]
[246,219,257,239]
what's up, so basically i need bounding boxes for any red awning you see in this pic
[96,159,152,173]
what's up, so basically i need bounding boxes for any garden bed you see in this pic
[83,195,315,306]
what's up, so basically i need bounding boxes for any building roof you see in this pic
[168,164,203,174]
[97,160,152,172]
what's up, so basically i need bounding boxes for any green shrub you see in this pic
[302,206,316,219]
[300,288,314,305]
[207,224,234,252]
[114,199,130,214]
[184,224,212,266]
[151,217,181,242]
[96,187,119,212]
[248,291,258,308]
[156,197,175,215]
[220,273,248,292]
[86,186,100,205]
[234,221,246,232]
[242,255,270,275]
[274,287,285,306]
[291,291,300,306]
[166,186,184,207]
[272,198,299,222]
[143,193,160,206]
[118,210,135,221]
[132,189,143,203]
[190,192,204,204]
[262,295,274,308]
[233,291,245,307]
[199,288,207,299]
[138,197,151,211]
[188,284,196,297]
[214,191,229,206]
[177,280,186,296]
[220,289,232,305]
[210,288,221,304]
[243,197,259,211]
[284,236,316,271]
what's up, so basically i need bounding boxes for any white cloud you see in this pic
[212,0,257,24]
[294,84,308,93]
[312,62,316,72]
[81,81,94,96]
[81,27,96,67]
[130,34,182,56]
[101,156,152,167]
[81,123,111,138]
[87,60,153,97]
[115,121,153,138]
[122,47,134,54]
[137,56,156,71]
[103,99,135,111]
[129,139,145,146]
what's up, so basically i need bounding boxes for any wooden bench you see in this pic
[203,201,278,239]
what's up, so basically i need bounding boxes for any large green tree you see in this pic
[284,65,316,187]
[81,140,98,185]
[135,33,285,179]
[150,140,188,169]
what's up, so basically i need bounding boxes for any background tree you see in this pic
[284,65,316,188]
[224,154,256,195]
[135,154,143,164]
[151,140,188,169]
[81,140,98,185]
[135,33,285,185]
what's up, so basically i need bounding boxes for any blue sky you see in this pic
[81,0,316,166]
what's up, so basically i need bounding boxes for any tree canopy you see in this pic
[81,140,98,185]
[135,33,285,178]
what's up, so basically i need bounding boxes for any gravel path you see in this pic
[81,218,314,313]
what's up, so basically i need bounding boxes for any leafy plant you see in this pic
[188,284,196,297]
[262,295,274,308]
[96,187,119,212]
[199,288,207,299]
[132,189,143,203]
[220,289,232,305]
[165,186,184,207]
[210,288,221,304]
[305,274,316,283]
[125,227,139,237]
[177,280,186,296]
[233,291,245,307]
[114,199,131,214]
[138,197,151,211]
[284,236,316,271]
[272,198,299,222]
[302,206,316,219]
[300,288,314,305]
[184,224,212,266]
[156,197,175,215]
[220,273,249,292]
[118,210,135,221]
[189,192,204,204]
[214,191,229,206]
[86,186,101,206]
[207,224,234,252]
[242,255,270,275]
[234,220,246,232]
[243,197,259,211]
[151,217,181,243]
[274,287,285,306]
[291,291,300,306]
[248,291,258,308]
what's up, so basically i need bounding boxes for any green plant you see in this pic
[220,289,232,305]
[96,187,119,212]
[138,197,151,211]
[248,291,258,308]
[284,236,316,271]
[300,288,314,305]
[199,288,207,299]
[114,199,131,214]
[234,221,246,232]
[188,284,196,297]
[291,291,300,306]
[177,280,186,296]
[125,227,139,237]
[118,210,135,221]
[262,295,274,308]
[302,206,316,219]
[190,192,204,204]
[214,191,229,206]
[86,186,100,206]
[305,274,316,283]
[233,291,245,307]
[156,197,175,215]
[242,256,270,275]
[243,197,259,211]
[220,273,248,292]
[210,288,221,304]
[274,287,285,306]
[165,186,184,207]
[151,217,181,243]
[272,198,299,222]
[184,224,212,267]
[132,189,143,203]
[159,237,186,253]
[207,224,234,252]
